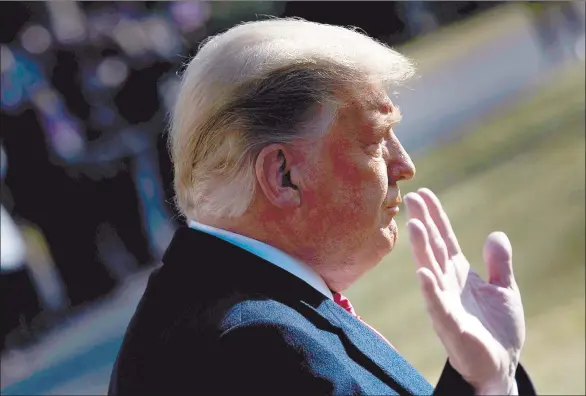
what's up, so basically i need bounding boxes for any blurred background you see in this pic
[0,1,584,394]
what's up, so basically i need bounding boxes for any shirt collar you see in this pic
[188,220,333,300]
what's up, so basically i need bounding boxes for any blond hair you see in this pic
[169,18,415,220]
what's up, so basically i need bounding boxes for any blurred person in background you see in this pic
[526,1,585,66]
[1,1,185,310]
[1,2,119,308]
[0,47,120,308]
[109,19,535,396]
[0,144,41,351]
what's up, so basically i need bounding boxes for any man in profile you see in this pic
[109,18,535,395]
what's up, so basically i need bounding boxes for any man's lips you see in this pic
[385,198,402,215]
[385,205,400,215]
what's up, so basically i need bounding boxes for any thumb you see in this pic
[483,231,515,288]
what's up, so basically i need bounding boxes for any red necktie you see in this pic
[333,292,395,350]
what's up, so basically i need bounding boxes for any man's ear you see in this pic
[255,144,301,209]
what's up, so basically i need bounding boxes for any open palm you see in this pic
[403,188,525,394]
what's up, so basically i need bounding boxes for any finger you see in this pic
[417,188,462,258]
[404,192,449,271]
[418,268,466,348]
[406,219,444,287]
[416,267,448,319]
[483,231,515,288]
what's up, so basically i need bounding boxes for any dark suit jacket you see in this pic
[109,227,535,395]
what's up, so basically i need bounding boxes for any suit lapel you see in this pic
[308,299,433,395]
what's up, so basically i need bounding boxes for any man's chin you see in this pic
[388,217,399,239]
[379,219,399,253]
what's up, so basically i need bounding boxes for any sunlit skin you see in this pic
[201,83,415,292]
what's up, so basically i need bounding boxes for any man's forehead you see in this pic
[340,87,401,127]
[342,85,397,113]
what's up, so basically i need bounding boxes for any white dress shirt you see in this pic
[188,220,333,300]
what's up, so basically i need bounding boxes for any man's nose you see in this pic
[386,137,416,182]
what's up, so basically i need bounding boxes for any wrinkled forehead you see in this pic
[336,84,401,131]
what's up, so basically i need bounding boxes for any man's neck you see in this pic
[194,213,359,293]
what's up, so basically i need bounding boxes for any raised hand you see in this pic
[403,188,525,395]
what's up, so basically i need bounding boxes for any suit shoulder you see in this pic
[219,296,320,335]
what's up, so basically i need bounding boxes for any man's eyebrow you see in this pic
[374,106,402,134]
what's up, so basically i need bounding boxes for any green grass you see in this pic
[347,62,585,395]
